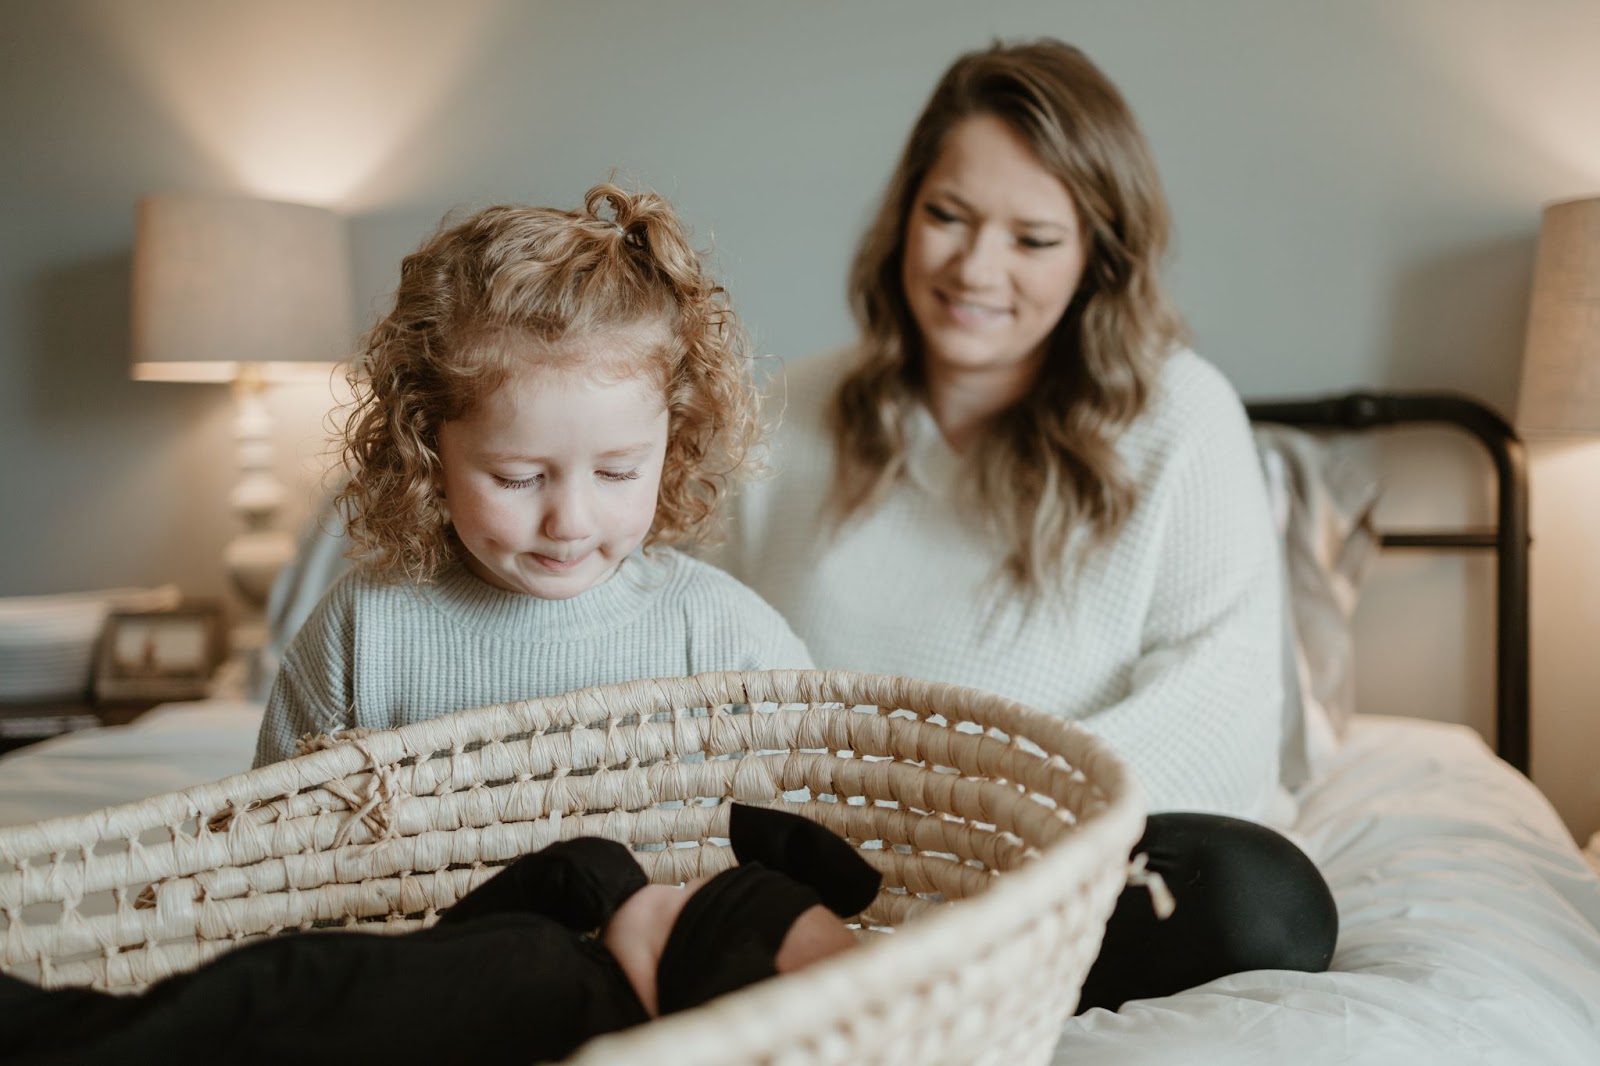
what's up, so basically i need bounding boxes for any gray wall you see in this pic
[3,0,1598,840]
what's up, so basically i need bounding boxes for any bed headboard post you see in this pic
[1246,391,1531,775]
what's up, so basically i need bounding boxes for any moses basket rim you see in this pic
[0,669,1147,1066]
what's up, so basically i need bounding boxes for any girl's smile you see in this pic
[529,550,591,572]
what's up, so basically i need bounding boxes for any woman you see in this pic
[716,38,1337,1010]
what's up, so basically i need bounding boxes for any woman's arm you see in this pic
[1082,367,1285,819]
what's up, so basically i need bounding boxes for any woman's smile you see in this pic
[935,289,1012,328]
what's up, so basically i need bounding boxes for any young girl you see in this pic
[252,183,810,767]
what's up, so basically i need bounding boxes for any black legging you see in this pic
[1076,811,1338,1012]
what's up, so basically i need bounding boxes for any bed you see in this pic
[2,391,1599,1065]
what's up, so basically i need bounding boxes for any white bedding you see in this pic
[0,699,259,827]
[2,707,1597,1063]
[1056,715,1600,1065]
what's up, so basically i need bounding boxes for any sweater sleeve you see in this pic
[251,583,358,767]
[1079,383,1285,819]
[677,552,816,672]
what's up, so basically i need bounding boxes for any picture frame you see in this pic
[93,601,227,704]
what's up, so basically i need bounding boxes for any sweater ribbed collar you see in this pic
[417,551,673,642]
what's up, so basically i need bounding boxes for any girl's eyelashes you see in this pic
[493,470,641,488]
[1019,235,1063,250]
[923,202,961,224]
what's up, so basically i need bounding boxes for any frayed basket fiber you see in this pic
[0,670,1145,1066]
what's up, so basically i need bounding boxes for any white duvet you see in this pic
[1056,716,1600,1065]
[0,699,260,827]
[2,708,1597,1063]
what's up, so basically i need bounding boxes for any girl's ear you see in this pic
[728,803,882,917]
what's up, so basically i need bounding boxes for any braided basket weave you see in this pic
[0,670,1144,1066]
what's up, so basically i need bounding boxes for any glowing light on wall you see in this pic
[95,0,504,208]
[1388,0,1600,191]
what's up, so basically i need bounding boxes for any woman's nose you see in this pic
[954,226,1007,289]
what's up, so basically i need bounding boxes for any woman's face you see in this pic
[901,112,1087,393]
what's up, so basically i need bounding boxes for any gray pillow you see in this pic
[252,492,354,701]
[1255,425,1382,789]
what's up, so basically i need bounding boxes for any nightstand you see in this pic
[0,697,163,756]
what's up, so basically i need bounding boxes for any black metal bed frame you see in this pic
[1245,392,1530,775]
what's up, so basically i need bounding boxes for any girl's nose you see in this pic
[542,480,596,542]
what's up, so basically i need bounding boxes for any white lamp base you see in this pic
[223,528,296,609]
[223,368,297,676]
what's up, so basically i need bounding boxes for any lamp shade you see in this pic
[130,194,354,382]
[1516,195,1600,436]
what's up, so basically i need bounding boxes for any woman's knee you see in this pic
[1076,812,1338,1012]
[1138,811,1338,973]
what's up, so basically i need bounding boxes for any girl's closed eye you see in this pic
[923,202,962,225]
[494,473,544,490]
[599,469,642,482]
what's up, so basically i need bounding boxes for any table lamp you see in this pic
[1516,195,1600,435]
[130,193,353,612]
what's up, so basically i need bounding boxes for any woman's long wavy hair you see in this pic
[835,38,1187,590]
[338,182,760,581]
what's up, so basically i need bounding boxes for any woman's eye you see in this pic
[598,469,642,482]
[923,202,961,224]
[494,474,542,490]
[1019,234,1063,250]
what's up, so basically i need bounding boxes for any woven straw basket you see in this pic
[0,670,1144,1066]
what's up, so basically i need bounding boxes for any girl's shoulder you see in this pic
[644,547,789,619]
[635,548,812,670]
[303,565,432,624]
[327,564,425,601]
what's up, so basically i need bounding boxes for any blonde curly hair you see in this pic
[337,183,760,581]
[835,39,1187,590]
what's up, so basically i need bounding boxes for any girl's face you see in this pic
[437,355,669,599]
[900,112,1088,396]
